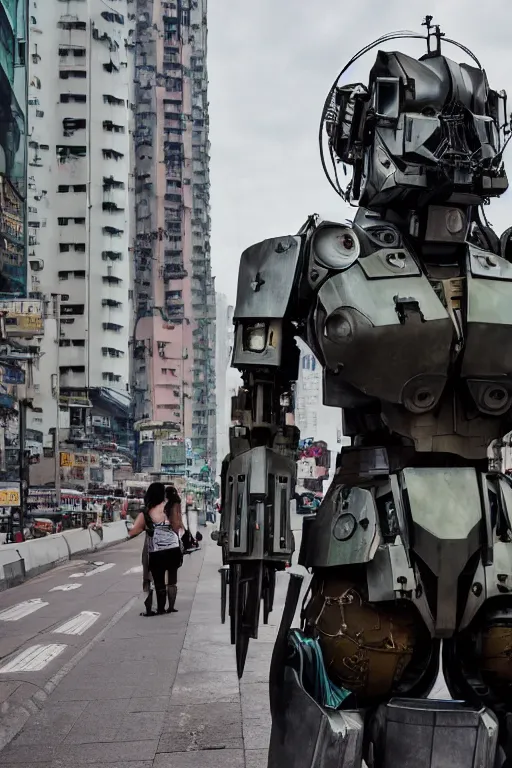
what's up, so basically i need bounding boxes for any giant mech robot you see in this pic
[216,18,512,768]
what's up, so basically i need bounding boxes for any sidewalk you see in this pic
[0,532,291,768]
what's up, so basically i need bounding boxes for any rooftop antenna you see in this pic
[422,15,445,56]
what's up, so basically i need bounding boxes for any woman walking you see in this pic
[129,482,183,615]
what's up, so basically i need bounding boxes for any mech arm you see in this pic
[217,231,310,675]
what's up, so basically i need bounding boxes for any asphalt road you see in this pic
[0,512,308,766]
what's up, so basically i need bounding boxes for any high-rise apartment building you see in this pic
[26,2,135,479]
[0,0,27,299]
[133,0,215,481]
[215,293,233,469]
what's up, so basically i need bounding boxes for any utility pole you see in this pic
[53,294,61,509]
[18,398,28,540]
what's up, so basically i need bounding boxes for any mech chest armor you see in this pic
[216,18,512,768]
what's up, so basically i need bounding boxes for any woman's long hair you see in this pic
[164,485,181,521]
[143,482,166,536]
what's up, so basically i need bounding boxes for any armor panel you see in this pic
[219,19,512,768]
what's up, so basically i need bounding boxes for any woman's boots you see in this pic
[166,584,178,613]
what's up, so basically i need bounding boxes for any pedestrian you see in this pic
[129,482,183,615]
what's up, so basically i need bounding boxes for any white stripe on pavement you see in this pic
[69,573,85,578]
[0,644,66,673]
[124,565,142,575]
[50,583,82,592]
[0,599,48,622]
[84,563,114,577]
[53,611,100,636]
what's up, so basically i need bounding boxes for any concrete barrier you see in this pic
[0,521,129,592]
[100,521,128,547]
[0,547,24,590]
[62,528,93,556]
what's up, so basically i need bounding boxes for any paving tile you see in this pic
[153,750,244,768]
[82,699,131,716]
[158,723,243,753]
[177,647,236,673]
[164,702,242,728]
[9,702,89,746]
[53,763,153,768]
[169,672,239,705]
[52,740,158,764]
[52,685,137,701]
[63,728,120,745]
[241,683,270,718]
[243,718,272,751]
[0,681,21,705]
[127,696,171,713]
[116,711,166,740]
[0,745,55,763]
[245,749,269,768]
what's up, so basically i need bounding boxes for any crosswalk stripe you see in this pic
[69,572,85,578]
[0,644,66,673]
[84,563,114,577]
[0,599,48,622]
[50,583,82,592]
[124,565,142,575]
[53,611,100,636]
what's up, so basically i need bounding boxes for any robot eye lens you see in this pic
[342,234,354,250]
[333,513,357,541]
[243,323,267,352]
[446,209,465,235]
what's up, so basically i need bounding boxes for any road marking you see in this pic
[92,561,104,566]
[50,583,82,592]
[84,563,114,577]
[0,644,66,673]
[0,599,48,622]
[124,565,142,575]
[69,572,85,578]
[53,611,100,636]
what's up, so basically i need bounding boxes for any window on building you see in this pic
[103,177,125,191]
[102,322,123,332]
[102,149,124,161]
[102,250,122,261]
[58,21,86,31]
[102,202,124,213]
[103,94,124,106]
[59,47,86,57]
[58,217,86,225]
[103,60,120,74]
[102,226,123,236]
[59,70,87,79]
[63,117,86,134]
[56,145,87,161]
[57,184,86,193]
[60,365,86,374]
[59,93,86,103]
[161,368,176,376]
[59,339,85,347]
[103,121,125,134]
[102,275,122,285]
[102,299,122,308]
[60,304,85,315]
[101,11,124,24]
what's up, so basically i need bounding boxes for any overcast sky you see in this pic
[208,0,512,304]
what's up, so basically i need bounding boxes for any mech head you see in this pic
[322,19,510,213]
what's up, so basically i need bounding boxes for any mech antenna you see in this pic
[422,15,445,56]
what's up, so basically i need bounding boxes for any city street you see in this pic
[0,513,307,767]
